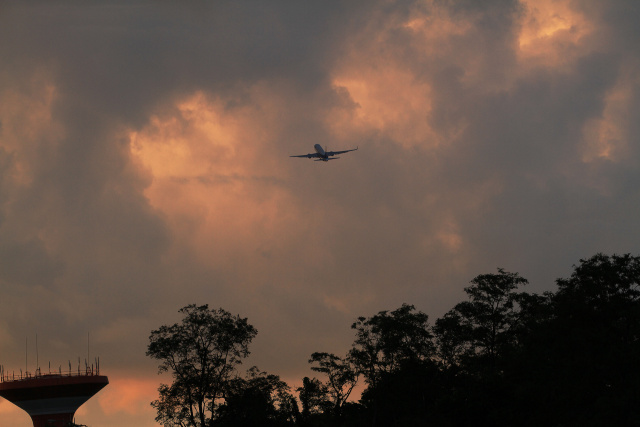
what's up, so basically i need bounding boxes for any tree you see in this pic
[428,270,531,426]
[555,253,640,309]
[434,268,528,370]
[308,352,358,417]
[432,309,471,369]
[214,366,298,427]
[349,303,433,387]
[348,304,433,427]
[147,304,258,427]
[296,377,332,422]
[510,254,640,426]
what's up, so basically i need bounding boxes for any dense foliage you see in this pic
[148,253,640,427]
[147,304,258,427]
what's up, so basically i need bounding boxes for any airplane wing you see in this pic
[290,153,321,159]
[326,147,358,157]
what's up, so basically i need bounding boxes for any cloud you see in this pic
[96,375,158,416]
[1,1,640,425]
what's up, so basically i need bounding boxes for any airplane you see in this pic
[290,144,358,162]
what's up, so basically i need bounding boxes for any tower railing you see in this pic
[0,359,101,383]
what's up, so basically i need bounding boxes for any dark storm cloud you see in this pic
[1,1,640,425]
[0,0,377,376]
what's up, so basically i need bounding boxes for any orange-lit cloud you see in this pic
[128,88,323,287]
[0,402,31,427]
[0,73,63,189]
[330,66,437,149]
[327,6,449,150]
[580,61,638,165]
[436,219,463,253]
[517,0,593,66]
[0,399,22,415]
[96,375,159,416]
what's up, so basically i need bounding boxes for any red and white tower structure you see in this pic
[0,367,108,427]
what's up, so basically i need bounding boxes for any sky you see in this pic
[1,0,639,425]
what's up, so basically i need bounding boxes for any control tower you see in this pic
[0,367,108,427]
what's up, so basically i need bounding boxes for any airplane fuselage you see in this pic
[314,144,328,160]
[290,143,357,162]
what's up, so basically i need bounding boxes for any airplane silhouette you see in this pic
[290,144,358,162]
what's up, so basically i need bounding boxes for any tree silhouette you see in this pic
[296,376,332,424]
[508,254,640,426]
[434,268,528,371]
[146,254,640,427]
[348,304,433,427]
[147,304,257,427]
[214,366,297,427]
[308,352,358,417]
[349,303,433,387]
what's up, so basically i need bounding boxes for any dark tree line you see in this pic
[147,253,640,427]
